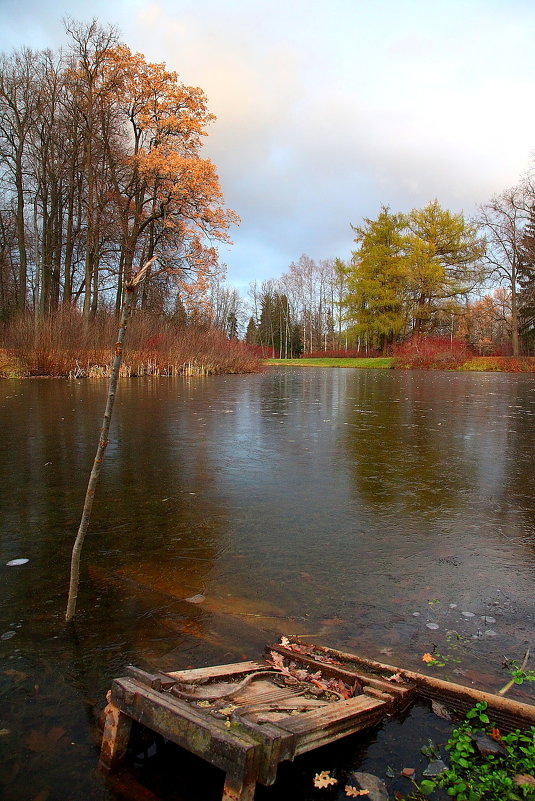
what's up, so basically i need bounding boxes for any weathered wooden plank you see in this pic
[304,643,535,732]
[291,708,388,755]
[229,717,296,786]
[269,644,413,702]
[111,678,262,777]
[276,695,387,735]
[166,661,265,683]
[99,700,133,769]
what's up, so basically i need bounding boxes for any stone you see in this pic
[423,759,447,776]
[348,772,389,801]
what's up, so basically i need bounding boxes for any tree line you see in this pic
[244,192,535,358]
[0,19,237,325]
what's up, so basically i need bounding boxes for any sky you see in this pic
[1,0,535,292]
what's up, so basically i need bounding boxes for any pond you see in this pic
[1,367,534,800]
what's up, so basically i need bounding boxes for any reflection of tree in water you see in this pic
[341,371,473,516]
[481,377,535,541]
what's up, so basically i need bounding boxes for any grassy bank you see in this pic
[265,356,535,372]
[0,310,260,378]
[265,357,394,368]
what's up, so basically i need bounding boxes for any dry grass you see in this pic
[1,309,260,377]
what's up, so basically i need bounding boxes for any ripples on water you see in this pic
[0,368,534,799]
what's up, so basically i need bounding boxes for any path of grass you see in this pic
[265,356,535,372]
[264,357,394,368]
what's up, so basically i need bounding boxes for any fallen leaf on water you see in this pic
[345,787,369,797]
[401,767,415,778]
[313,770,338,789]
[0,728,10,736]
[422,653,435,663]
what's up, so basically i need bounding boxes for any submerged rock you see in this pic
[348,772,389,801]
[423,759,447,776]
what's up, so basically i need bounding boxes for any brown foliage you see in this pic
[1,309,259,377]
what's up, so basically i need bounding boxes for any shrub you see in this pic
[393,336,474,370]
[461,356,535,373]
[1,309,261,377]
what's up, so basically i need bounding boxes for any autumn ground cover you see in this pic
[265,338,535,372]
[0,310,260,378]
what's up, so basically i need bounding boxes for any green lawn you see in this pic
[264,357,394,368]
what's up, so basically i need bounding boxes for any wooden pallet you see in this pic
[99,641,535,801]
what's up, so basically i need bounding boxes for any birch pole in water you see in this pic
[65,258,155,622]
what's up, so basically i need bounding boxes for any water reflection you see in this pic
[0,370,534,800]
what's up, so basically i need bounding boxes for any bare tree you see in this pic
[478,185,528,356]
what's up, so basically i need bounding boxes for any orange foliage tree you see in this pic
[99,41,239,311]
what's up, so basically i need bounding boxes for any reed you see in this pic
[1,309,260,377]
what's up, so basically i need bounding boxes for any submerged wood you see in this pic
[99,645,413,800]
[65,258,155,622]
[99,641,535,800]
[301,642,535,732]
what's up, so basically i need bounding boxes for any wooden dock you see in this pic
[99,640,535,801]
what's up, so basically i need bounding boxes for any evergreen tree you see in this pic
[226,311,238,339]
[344,206,409,353]
[245,316,257,345]
[406,200,485,335]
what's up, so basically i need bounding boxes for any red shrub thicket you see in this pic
[244,344,280,359]
[1,309,260,376]
[301,348,381,359]
[393,336,474,370]
[466,356,535,373]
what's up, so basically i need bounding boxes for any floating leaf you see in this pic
[6,559,29,566]
[422,653,435,663]
[313,770,338,789]
[345,788,369,797]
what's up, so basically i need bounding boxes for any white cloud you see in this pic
[2,0,535,285]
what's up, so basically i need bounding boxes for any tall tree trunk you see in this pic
[511,280,519,357]
[15,150,27,311]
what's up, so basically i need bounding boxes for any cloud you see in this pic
[2,0,535,286]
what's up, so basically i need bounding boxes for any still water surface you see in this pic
[1,368,534,799]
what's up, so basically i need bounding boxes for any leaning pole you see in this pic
[65,258,155,622]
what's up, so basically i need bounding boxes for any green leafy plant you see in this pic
[405,702,535,801]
